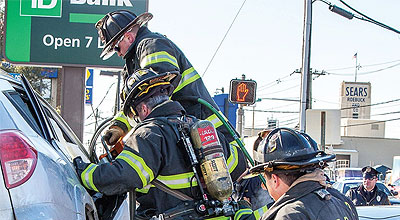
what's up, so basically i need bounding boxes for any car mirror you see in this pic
[392,190,399,196]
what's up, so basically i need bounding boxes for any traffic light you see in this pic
[229,79,257,105]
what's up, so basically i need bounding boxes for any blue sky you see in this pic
[148,0,400,138]
[85,0,400,142]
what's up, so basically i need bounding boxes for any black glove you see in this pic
[73,156,90,177]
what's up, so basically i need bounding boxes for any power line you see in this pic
[325,59,400,71]
[326,62,400,76]
[245,109,298,113]
[340,98,400,110]
[258,84,300,96]
[201,0,247,78]
[86,82,116,119]
[341,117,400,127]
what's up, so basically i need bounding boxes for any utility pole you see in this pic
[299,0,313,132]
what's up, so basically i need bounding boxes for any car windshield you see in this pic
[343,182,392,196]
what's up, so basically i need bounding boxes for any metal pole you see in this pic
[114,71,121,115]
[299,0,313,132]
[355,55,358,82]
[237,74,246,137]
[252,105,255,136]
[321,111,326,152]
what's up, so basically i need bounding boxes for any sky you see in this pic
[84,0,400,143]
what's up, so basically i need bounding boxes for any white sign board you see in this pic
[340,82,371,119]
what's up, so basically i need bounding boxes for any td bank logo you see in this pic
[20,0,62,17]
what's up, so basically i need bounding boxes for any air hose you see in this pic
[195,98,266,186]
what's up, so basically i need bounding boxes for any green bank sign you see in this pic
[4,0,148,67]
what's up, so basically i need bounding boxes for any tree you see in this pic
[0,2,48,96]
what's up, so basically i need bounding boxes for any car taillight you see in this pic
[0,130,37,189]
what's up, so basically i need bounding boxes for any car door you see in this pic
[19,75,99,219]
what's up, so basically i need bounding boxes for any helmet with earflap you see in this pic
[95,10,153,60]
[250,128,335,174]
[121,69,178,117]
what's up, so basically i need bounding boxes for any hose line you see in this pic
[196,98,266,186]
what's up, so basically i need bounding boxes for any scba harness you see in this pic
[136,115,239,219]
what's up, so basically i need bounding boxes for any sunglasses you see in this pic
[113,35,125,52]
[113,28,132,52]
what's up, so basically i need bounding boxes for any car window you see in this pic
[344,183,361,194]
[376,183,392,196]
[39,98,90,162]
[4,91,42,136]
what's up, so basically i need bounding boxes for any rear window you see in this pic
[4,90,42,136]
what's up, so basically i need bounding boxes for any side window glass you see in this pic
[5,91,42,136]
[41,101,89,161]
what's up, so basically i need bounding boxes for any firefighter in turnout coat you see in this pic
[74,69,249,219]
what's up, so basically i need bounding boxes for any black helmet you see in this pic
[95,10,153,60]
[121,69,178,117]
[250,128,335,174]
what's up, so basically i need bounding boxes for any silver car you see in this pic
[357,205,400,220]
[0,73,129,219]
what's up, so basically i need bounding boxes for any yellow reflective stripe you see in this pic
[253,205,268,219]
[205,114,223,129]
[114,111,132,130]
[116,150,154,188]
[140,51,178,68]
[227,141,239,173]
[81,164,99,192]
[136,184,153,193]
[157,172,198,189]
[206,216,230,220]
[173,67,200,93]
[234,208,253,220]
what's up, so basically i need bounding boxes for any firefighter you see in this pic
[95,10,242,167]
[74,69,250,219]
[346,166,390,206]
[245,128,359,220]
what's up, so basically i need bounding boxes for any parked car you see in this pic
[332,179,400,205]
[0,73,129,219]
[357,205,400,220]
[388,178,400,198]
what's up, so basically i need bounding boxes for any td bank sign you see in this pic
[4,0,147,67]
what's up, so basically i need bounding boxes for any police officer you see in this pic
[74,69,248,219]
[95,10,240,160]
[346,166,390,206]
[246,128,358,220]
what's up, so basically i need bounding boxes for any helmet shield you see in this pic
[251,128,335,174]
[121,69,178,117]
[96,10,153,60]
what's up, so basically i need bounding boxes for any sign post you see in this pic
[229,75,257,136]
[3,0,148,140]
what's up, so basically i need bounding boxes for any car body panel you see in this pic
[357,205,400,219]
[0,163,13,219]
[0,74,107,219]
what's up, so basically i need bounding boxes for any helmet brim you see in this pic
[122,71,178,117]
[100,12,153,60]
[249,153,336,174]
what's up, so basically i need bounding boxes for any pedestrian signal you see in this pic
[229,79,257,105]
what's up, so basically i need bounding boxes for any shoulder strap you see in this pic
[138,116,195,201]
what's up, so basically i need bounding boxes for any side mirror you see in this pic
[391,190,399,196]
